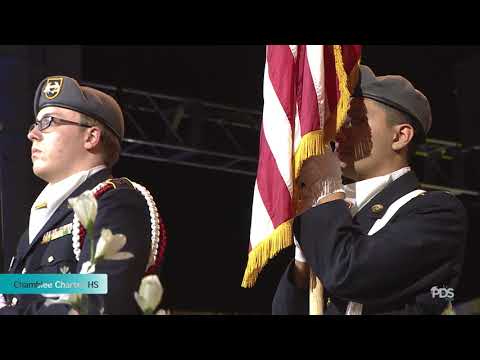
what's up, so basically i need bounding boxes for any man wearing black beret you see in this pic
[0,76,165,315]
[273,65,467,315]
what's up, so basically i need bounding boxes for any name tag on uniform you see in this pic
[41,223,73,245]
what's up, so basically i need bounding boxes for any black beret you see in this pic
[354,65,432,137]
[34,76,124,140]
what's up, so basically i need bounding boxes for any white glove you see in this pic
[297,148,344,214]
[294,236,306,263]
[0,294,7,309]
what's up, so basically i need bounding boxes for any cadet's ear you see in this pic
[392,123,414,151]
[84,126,102,150]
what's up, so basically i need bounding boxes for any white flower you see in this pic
[134,275,163,314]
[0,294,7,310]
[68,308,80,315]
[68,191,97,229]
[156,309,170,315]
[80,261,96,274]
[94,229,134,261]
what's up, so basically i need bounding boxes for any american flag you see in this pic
[242,45,362,288]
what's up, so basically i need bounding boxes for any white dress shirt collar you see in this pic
[29,165,107,244]
[344,167,411,216]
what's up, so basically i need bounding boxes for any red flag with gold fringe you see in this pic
[242,45,362,288]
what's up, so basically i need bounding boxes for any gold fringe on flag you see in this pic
[242,46,362,289]
[293,45,360,182]
[293,130,329,181]
[242,130,329,288]
[241,219,293,288]
[292,130,330,214]
[333,45,352,133]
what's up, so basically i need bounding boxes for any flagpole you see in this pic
[309,267,324,315]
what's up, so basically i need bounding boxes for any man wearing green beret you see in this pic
[0,76,165,315]
[273,65,467,315]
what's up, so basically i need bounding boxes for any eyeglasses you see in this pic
[28,116,92,133]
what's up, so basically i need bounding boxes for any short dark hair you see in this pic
[377,102,424,162]
[80,114,121,168]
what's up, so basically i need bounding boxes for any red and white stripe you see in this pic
[246,45,361,286]
[250,45,327,251]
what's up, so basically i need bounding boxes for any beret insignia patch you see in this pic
[43,77,64,100]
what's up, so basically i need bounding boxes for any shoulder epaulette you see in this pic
[71,178,167,275]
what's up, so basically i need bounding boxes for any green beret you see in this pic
[34,76,124,140]
[355,65,432,137]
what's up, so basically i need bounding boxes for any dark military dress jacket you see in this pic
[1,169,152,315]
[272,171,467,315]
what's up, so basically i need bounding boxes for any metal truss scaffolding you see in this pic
[82,81,260,177]
[81,81,480,198]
